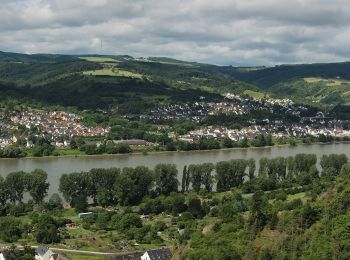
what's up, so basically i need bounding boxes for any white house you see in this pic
[35,246,57,260]
[141,248,172,260]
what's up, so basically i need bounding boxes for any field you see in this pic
[286,192,307,202]
[243,90,266,99]
[83,68,143,79]
[66,253,109,260]
[304,77,350,87]
[79,57,119,63]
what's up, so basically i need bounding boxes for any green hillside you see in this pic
[0,51,350,113]
[0,52,254,113]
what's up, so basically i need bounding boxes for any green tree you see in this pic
[0,176,8,213]
[112,213,142,232]
[96,213,110,230]
[0,217,23,242]
[249,190,269,233]
[154,164,178,195]
[28,169,49,203]
[181,166,187,193]
[188,164,202,192]
[35,214,60,244]
[71,194,88,213]
[5,171,27,203]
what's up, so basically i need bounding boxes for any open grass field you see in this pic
[243,90,266,99]
[304,77,350,87]
[286,192,307,202]
[83,68,143,79]
[79,57,119,63]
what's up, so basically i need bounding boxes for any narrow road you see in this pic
[1,244,172,257]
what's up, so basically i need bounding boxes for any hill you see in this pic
[1,51,350,112]
[0,52,254,113]
[225,62,350,108]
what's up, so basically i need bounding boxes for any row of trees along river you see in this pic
[0,153,349,210]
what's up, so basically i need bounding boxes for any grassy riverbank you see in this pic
[8,140,350,161]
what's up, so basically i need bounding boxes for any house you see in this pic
[26,139,34,148]
[141,248,172,260]
[35,246,57,260]
[111,252,142,260]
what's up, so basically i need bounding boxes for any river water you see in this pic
[0,143,349,195]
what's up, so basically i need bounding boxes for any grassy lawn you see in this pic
[304,77,350,86]
[54,149,86,156]
[83,68,143,79]
[79,56,118,63]
[286,192,307,202]
[66,252,109,260]
[243,90,266,100]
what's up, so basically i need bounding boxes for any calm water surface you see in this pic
[0,143,349,195]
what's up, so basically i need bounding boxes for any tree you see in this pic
[259,157,287,180]
[112,213,142,231]
[5,171,27,203]
[187,196,205,219]
[154,164,178,195]
[35,214,60,244]
[59,172,89,202]
[321,154,348,176]
[216,159,247,191]
[70,139,78,149]
[114,166,153,205]
[188,164,202,192]
[3,245,35,260]
[96,213,110,230]
[28,169,49,203]
[71,194,88,213]
[181,166,187,193]
[248,159,256,180]
[164,192,187,215]
[223,137,234,148]
[218,192,246,222]
[87,168,120,204]
[0,176,8,213]
[216,161,231,192]
[96,188,112,207]
[46,193,63,210]
[249,190,269,233]
[201,163,214,192]
[0,217,23,242]
[340,162,350,176]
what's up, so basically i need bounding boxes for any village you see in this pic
[0,93,349,151]
[142,94,305,123]
[145,93,350,143]
[0,111,109,149]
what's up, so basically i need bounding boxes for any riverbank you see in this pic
[0,142,349,196]
[5,140,350,161]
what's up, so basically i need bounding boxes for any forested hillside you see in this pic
[1,51,350,112]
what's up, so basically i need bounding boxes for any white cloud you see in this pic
[1,0,350,65]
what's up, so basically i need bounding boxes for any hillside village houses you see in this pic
[0,110,110,148]
[0,94,349,149]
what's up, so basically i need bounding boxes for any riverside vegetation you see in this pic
[0,153,349,259]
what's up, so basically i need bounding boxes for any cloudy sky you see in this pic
[1,0,350,65]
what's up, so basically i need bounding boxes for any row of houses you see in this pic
[0,246,172,260]
[178,124,350,143]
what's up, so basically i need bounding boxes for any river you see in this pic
[0,143,349,195]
